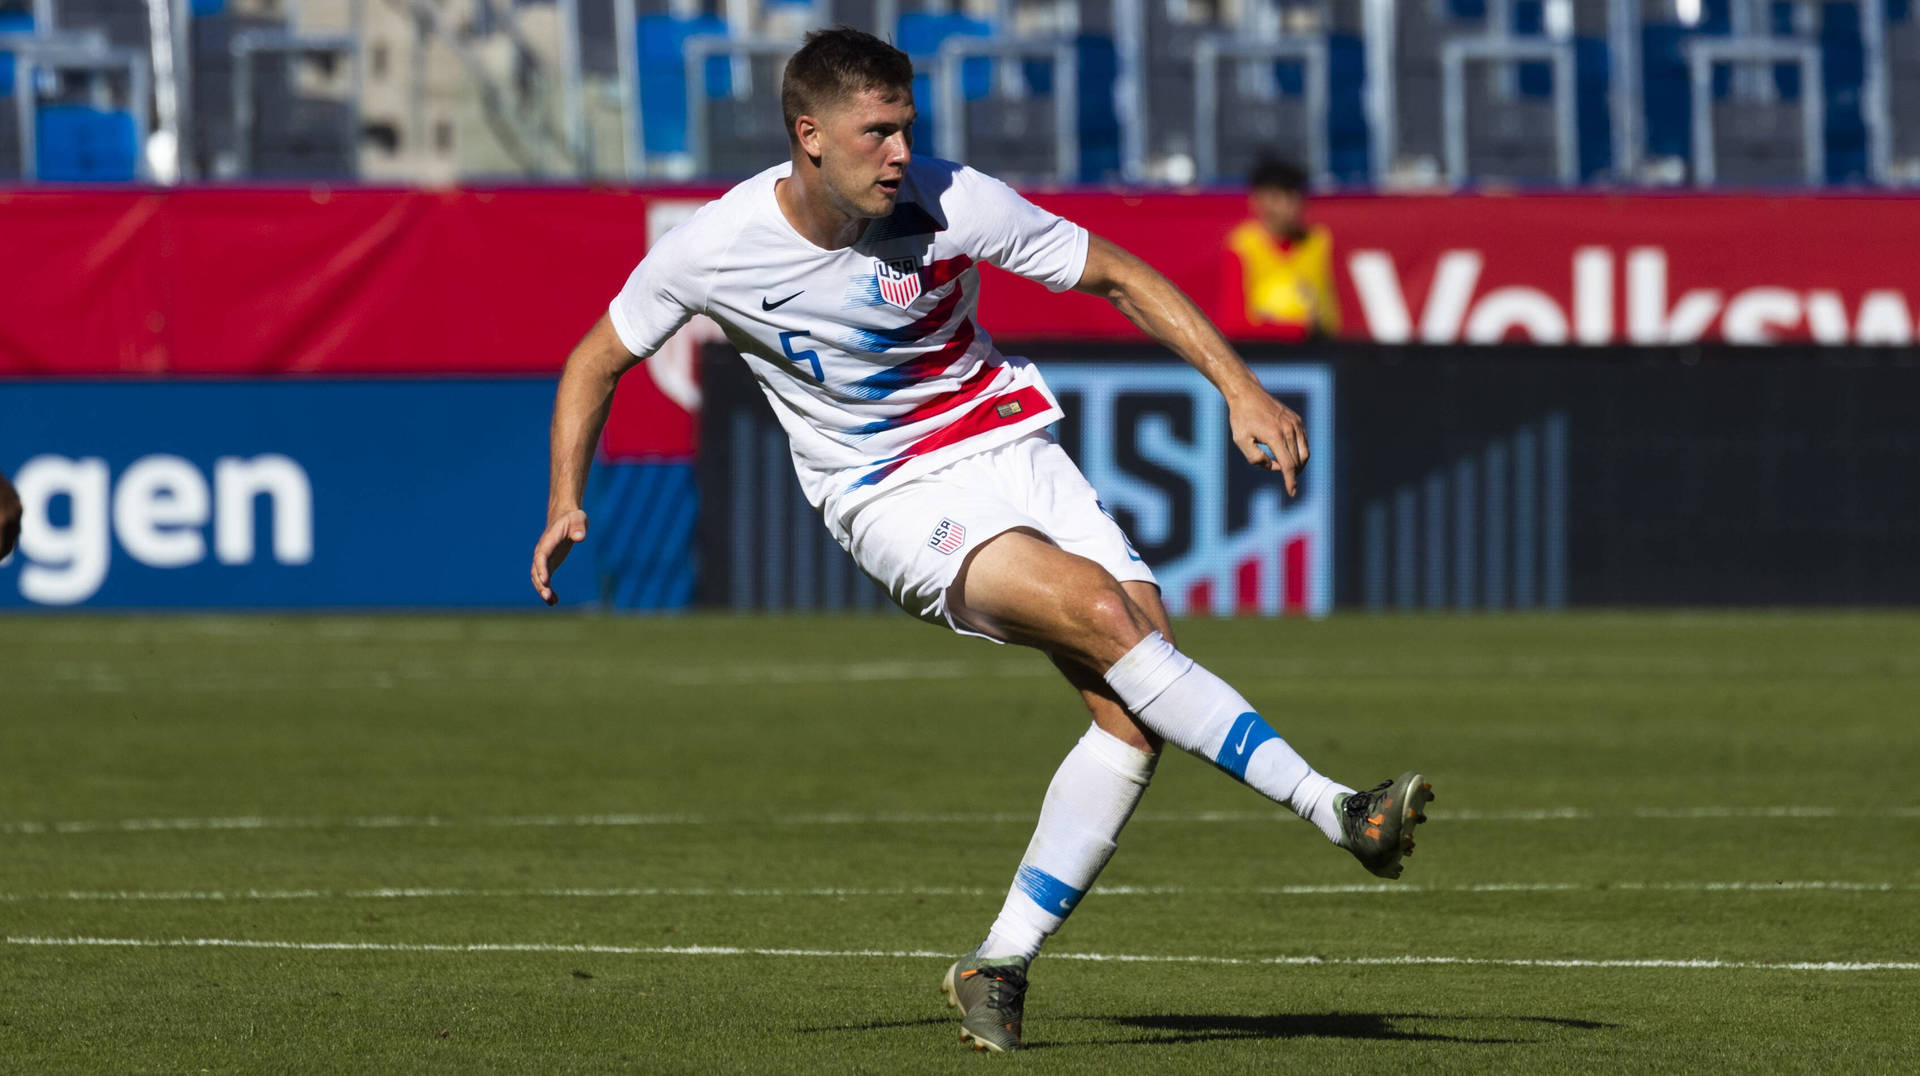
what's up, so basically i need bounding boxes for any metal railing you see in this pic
[932,34,1077,181]
[1192,34,1329,184]
[230,29,360,177]
[1857,0,1896,184]
[683,34,795,177]
[1441,35,1578,185]
[1684,36,1823,186]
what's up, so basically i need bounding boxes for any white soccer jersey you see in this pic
[607,157,1089,539]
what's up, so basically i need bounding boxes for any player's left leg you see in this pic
[971,583,1169,965]
[944,583,1169,1052]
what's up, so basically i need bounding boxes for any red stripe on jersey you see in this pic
[868,330,998,429]
[895,316,978,383]
[920,254,975,292]
[900,385,1049,460]
[897,286,965,343]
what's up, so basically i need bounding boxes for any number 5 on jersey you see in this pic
[779,330,824,382]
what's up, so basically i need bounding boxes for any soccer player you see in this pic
[0,468,20,560]
[530,27,1431,1053]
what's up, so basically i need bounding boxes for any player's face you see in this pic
[816,87,916,220]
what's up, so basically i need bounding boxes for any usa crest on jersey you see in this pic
[875,255,923,308]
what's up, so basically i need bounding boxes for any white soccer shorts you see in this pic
[838,431,1158,641]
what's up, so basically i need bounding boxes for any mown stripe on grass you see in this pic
[5,805,1916,835]
[7,936,1918,972]
[2,880,1912,904]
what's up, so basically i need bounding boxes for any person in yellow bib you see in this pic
[1221,159,1341,341]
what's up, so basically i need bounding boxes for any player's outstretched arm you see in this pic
[532,314,644,605]
[1074,233,1309,495]
[0,468,20,559]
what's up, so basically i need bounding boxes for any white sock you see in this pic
[977,723,1157,962]
[1103,632,1351,844]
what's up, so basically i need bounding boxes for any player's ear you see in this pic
[795,113,824,165]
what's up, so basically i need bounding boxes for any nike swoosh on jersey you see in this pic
[761,291,804,310]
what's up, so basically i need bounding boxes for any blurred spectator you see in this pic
[0,468,18,559]
[1220,159,1341,341]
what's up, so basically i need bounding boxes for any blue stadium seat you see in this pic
[190,0,225,15]
[1327,33,1369,183]
[1073,33,1120,181]
[637,13,731,157]
[895,11,992,157]
[1820,1,1869,182]
[36,104,138,181]
[1642,4,1735,166]
[1513,0,1553,96]
[0,11,33,98]
[1575,38,1613,181]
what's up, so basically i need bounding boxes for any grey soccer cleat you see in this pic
[1337,771,1434,880]
[940,951,1029,1052]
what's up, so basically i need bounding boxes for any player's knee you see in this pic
[1078,582,1150,656]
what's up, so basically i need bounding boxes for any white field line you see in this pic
[1,880,1913,905]
[6,935,1916,973]
[5,805,1918,836]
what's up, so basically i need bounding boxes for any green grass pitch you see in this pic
[3,611,1918,1072]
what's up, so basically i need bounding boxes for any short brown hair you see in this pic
[781,27,915,145]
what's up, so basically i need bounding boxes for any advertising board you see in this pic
[0,379,598,608]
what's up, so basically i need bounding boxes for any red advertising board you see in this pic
[1009,190,1920,347]
[7,186,1920,454]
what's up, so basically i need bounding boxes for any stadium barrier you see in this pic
[1334,346,1920,607]
[7,188,1920,382]
[0,379,688,609]
[6,187,1919,611]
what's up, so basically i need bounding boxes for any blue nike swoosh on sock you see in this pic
[1014,865,1086,918]
[1214,712,1279,781]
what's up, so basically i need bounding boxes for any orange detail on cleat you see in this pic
[1365,825,1381,839]
[1368,813,1386,826]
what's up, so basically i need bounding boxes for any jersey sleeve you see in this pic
[606,221,704,358]
[947,165,1089,292]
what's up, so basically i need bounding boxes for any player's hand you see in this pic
[1227,390,1310,497]
[0,471,20,560]
[531,508,588,606]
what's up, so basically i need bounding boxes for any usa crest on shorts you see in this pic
[875,256,923,308]
[928,517,967,554]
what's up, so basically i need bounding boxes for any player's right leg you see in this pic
[949,530,1430,875]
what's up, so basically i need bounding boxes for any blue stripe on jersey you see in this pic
[842,275,889,309]
[846,456,909,490]
[840,320,935,355]
[847,360,939,399]
[850,416,904,436]
[1213,712,1279,781]
[1014,864,1086,918]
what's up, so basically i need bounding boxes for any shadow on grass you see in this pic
[800,1011,1616,1049]
[1060,1011,1617,1047]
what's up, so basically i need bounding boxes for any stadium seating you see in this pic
[3,0,1918,187]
